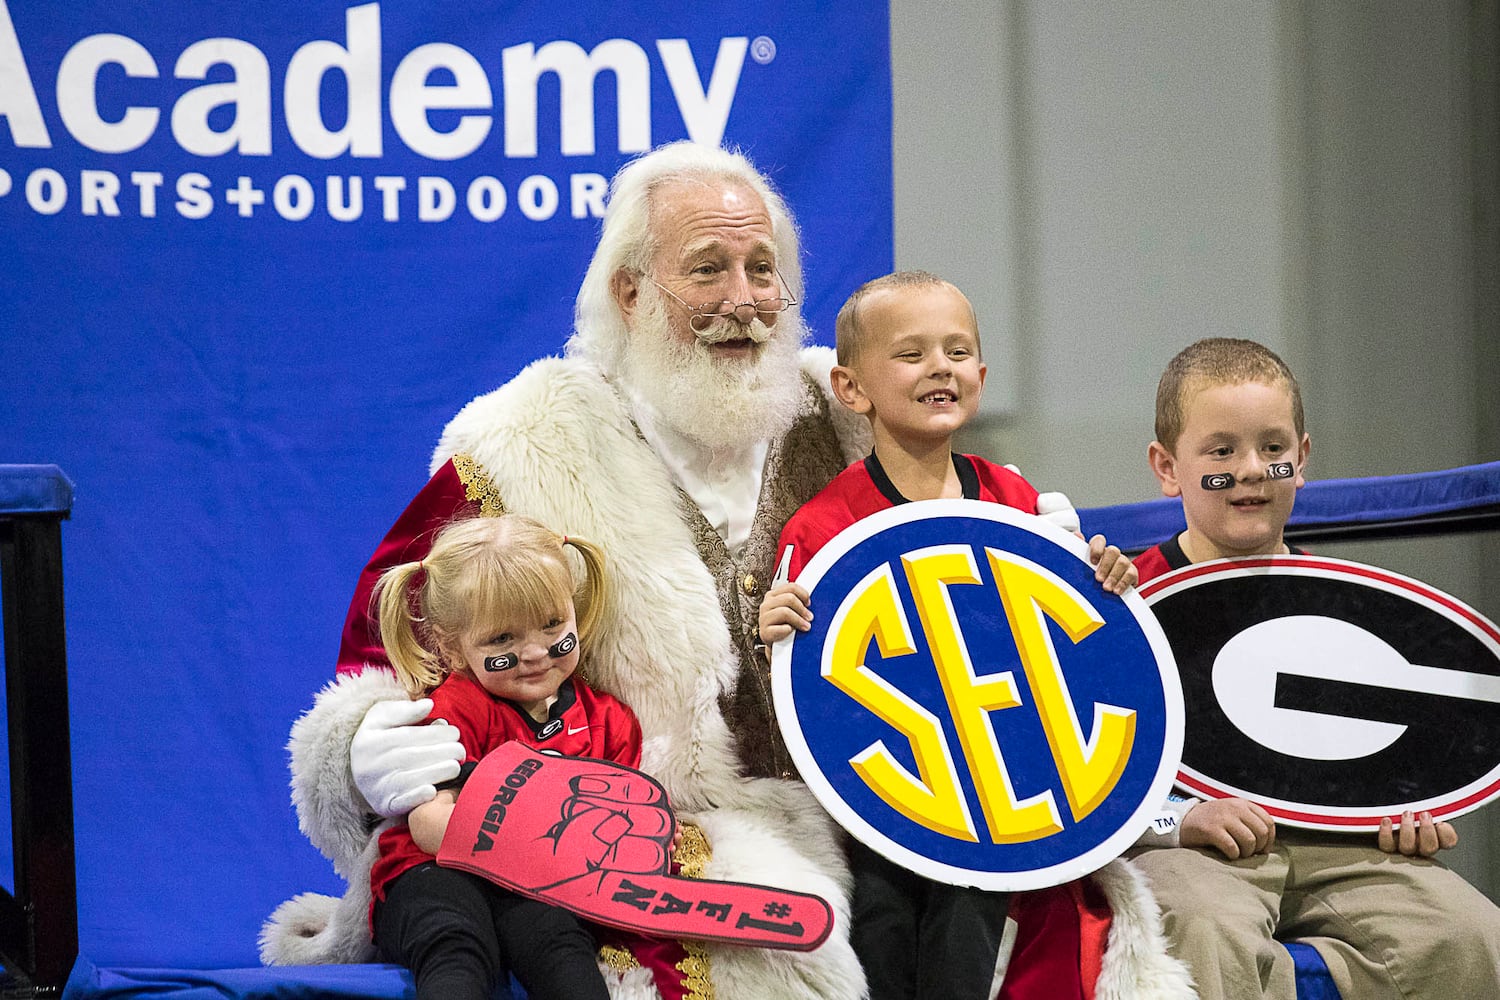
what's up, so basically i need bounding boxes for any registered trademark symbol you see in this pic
[750,36,777,64]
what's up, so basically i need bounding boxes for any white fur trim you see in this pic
[1091,860,1199,1000]
[602,965,663,1000]
[690,805,863,999]
[992,918,1018,999]
[799,345,871,466]
[286,668,407,878]
[258,834,382,965]
[263,669,407,965]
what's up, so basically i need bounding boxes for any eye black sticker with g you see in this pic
[483,652,518,672]
[548,632,577,658]
[1201,463,1294,491]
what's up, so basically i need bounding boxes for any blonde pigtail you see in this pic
[561,533,612,644]
[372,561,449,696]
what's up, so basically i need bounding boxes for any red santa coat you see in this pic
[339,456,494,674]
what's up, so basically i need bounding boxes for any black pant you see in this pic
[374,862,610,1000]
[850,840,1011,1000]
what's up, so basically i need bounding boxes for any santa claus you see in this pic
[260,140,1191,1000]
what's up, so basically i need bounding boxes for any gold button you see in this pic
[741,573,758,596]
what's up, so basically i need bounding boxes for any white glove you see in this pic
[1003,464,1082,535]
[351,698,464,818]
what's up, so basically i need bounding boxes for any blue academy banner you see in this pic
[0,1,892,967]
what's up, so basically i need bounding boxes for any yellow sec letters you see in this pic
[988,549,1137,821]
[903,545,1063,843]
[824,543,1139,845]
[823,563,979,841]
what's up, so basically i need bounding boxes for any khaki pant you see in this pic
[1127,828,1500,999]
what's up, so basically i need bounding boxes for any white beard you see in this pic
[615,286,809,453]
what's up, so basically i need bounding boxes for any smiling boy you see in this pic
[757,271,1169,1000]
[757,273,1134,585]
[1145,369,1308,564]
[1129,337,1500,999]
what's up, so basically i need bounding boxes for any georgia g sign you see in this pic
[771,500,1184,891]
[1142,555,1500,830]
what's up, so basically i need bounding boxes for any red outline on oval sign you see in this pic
[1143,554,1500,829]
[1175,770,1500,826]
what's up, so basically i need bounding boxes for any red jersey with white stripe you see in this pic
[777,452,1040,577]
[1136,534,1306,585]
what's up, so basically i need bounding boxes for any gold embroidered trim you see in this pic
[673,823,711,879]
[679,941,714,1000]
[451,453,506,517]
[670,823,714,998]
[598,943,640,974]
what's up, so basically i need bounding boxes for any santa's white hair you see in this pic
[567,141,805,375]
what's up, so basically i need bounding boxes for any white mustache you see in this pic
[694,314,774,346]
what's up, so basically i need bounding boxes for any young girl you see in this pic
[366,514,638,1000]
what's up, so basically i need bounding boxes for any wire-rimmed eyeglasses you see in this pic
[649,270,799,332]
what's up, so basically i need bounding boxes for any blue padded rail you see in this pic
[62,955,524,999]
[0,464,74,517]
[1080,460,1500,552]
[63,957,415,999]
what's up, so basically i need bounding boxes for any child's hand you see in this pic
[1087,535,1138,594]
[408,788,459,856]
[758,581,812,644]
[1377,810,1458,856]
[1180,797,1276,859]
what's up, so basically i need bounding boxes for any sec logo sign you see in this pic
[1142,555,1500,830]
[771,500,1184,891]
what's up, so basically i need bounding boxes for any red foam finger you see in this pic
[435,744,832,949]
[602,835,669,873]
[549,806,632,867]
[546,870,834,951]
[568,771,667,806]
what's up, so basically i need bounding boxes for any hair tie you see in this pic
[417,559,425,573]
[561,535,569,545]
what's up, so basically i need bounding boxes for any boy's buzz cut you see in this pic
[834,270,974,366]
[1155,337,1305,451]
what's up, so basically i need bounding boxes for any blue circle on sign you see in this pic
[771,499,1183,890]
